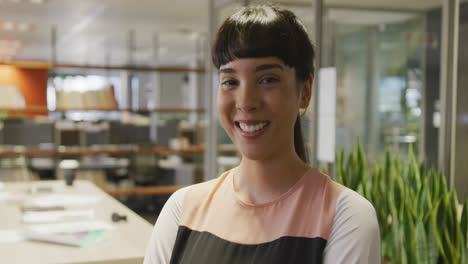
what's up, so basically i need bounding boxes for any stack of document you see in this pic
[22,220,115,247]
[28,194,100,207]
[23,209,94,224]
[17,193,114,247]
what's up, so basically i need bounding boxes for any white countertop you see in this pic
[0,180,154,264]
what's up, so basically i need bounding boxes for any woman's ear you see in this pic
[300,75,313,109]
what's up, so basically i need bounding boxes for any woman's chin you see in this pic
[238,147,272,162]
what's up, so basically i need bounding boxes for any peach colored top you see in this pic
[144,168,380,264]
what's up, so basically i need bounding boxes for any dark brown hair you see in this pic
[212,4,314,163]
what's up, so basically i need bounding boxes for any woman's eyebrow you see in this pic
[255,64,284,72]
[219,63,284,74]
[219,68,236,74]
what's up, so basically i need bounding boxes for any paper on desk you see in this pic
[0,191,25,203]
[23,209,94,224]
[23,229,107,247]
[27,220,115,234]
[0,191,8,202]
[29,194,100,207]
[0,229,25,243]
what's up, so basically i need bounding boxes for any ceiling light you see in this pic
[18,23,29,31]
[3,22,14,31]
[0,21,35,32]
[7,0,46,3]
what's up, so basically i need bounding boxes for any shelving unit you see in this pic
[0,145,238,196]
[105,185,186,196]
[0,59,225,199]
[0,109,237,197]
[0,107,205,114]
[0,145,237,157]
[4,60,204,73]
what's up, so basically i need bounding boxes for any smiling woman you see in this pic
[144,4,380,264]
[216,57,307,163]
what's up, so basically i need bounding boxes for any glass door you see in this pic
[324,8,426,160]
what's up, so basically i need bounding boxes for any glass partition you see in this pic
[325,8,426,160]
[454,0,468,198]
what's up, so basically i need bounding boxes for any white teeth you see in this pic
[239,122,268,132]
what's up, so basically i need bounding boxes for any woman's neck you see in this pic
[234,153,310,205]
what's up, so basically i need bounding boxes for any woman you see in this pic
[144,4,380,264]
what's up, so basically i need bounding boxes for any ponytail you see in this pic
[294,115,308,163]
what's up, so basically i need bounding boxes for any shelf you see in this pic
[105,185,186,196]
[0,149,56,157]
[1,60,204,73]
[134,108,204,114]
[0,107,205,114]
[0,145,237,157]
[53,108,204,113]
[137,145,204,155]
[57,149,134,157]
[0,107,49,114]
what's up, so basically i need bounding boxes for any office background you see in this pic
[0,1,467,262]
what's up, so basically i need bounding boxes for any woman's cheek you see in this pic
[217,92,229,114]
[217,94,234,127]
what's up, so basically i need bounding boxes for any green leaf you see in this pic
[427,221,440,264]
[382,234,393,261]
[356,140,368,185]
[444,230,458,262]
[390,195,401,261]
[431,200,447,261]
[449,190,461,247]
[395,176,405,220]
[429,169,439,203]
[460,235,467,264]
[336,149,343,184]
[416,181,433,225]
[403,209,416,262]
[357,183,365,197]
[345,153,355,189]
[415,220,429,264]
[440,172,448,200]
[384,148,392,187]
[400,235,409,264]
[462,198,468,246]
[419,159,427,181]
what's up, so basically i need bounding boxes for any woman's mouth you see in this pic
[235,121,270,138]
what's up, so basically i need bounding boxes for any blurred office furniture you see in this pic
[0,64,238,207]
[3,119,55,147]
[0,180,154,264]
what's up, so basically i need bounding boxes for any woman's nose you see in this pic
[236,83,260,112]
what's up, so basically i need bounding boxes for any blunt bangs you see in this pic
[212,5,314,82]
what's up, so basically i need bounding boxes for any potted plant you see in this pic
[336,141,468,263]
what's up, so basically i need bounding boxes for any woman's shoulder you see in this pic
[334,187,377,221]
[316,170,376,219]
[323,187,381,263]
[329,187,380,244]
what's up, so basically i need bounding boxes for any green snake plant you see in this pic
[336,141,468,264]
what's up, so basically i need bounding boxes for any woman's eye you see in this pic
[259,76,279,84]
[221,79,238,87]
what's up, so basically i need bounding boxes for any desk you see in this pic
[0,180,154,264]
